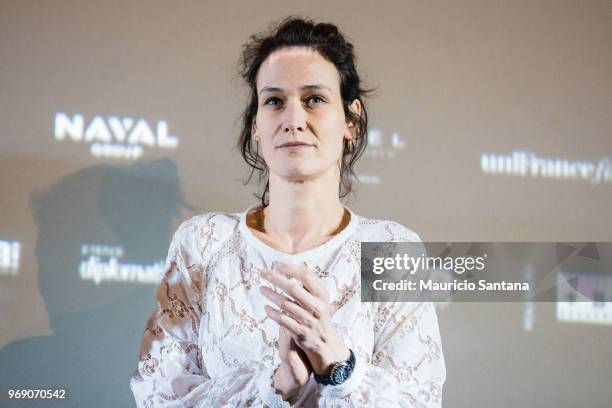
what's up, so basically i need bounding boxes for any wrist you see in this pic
[272,365,302,402]
[313,344,351,375]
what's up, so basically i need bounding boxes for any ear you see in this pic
[344,99,363,140]
[251,120,259,140]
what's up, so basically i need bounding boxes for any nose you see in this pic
[281,99,306,135]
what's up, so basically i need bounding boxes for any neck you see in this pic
[260,170,348,253]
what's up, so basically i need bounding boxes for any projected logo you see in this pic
[79,243,164,285]
[54,112,178,160]
[357,128,407,184]
[0,239,20,276]
[481,150,612,185]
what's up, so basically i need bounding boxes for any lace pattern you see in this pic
[130,209,446,407]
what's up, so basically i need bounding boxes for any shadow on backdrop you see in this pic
[0,158,194,407]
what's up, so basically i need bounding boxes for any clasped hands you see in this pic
[259,263,350,400]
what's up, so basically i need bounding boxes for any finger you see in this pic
[283,296,317,326]
[277,263,329,301]
[261,268,320,315]
[260,286,315,325]
[264,305,306,339]
[275,265,330,318]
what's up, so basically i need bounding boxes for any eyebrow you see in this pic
[259,84,333,95]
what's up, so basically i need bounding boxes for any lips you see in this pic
[277,141,315,148]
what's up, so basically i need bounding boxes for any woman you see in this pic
[130,16,446,407]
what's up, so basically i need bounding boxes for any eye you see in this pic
[306,95,326,105]
[264,97,282,106]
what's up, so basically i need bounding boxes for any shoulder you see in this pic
[355,214,422,243]
[168,210,241,263]
[174,211,241,239]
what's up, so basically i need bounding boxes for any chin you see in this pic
[274,165,321,181]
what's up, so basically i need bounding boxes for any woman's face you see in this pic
[253,46,359,183]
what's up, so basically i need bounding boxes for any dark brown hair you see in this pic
[237,16,374,207]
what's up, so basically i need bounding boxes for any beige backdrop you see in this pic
[1,0,611,407]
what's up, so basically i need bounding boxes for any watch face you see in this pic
[332,362,351,384]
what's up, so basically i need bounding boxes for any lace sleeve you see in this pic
[311,222,446,407]
[312,301,446,407]
[130,220,291,408]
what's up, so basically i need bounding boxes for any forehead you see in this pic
[256,46,340,93]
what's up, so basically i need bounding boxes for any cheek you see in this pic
[318,118,348,152]
[255,112,272,136]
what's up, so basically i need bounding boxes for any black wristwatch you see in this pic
[314,348,356,386]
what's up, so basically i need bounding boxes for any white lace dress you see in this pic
[130,205,446,407]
